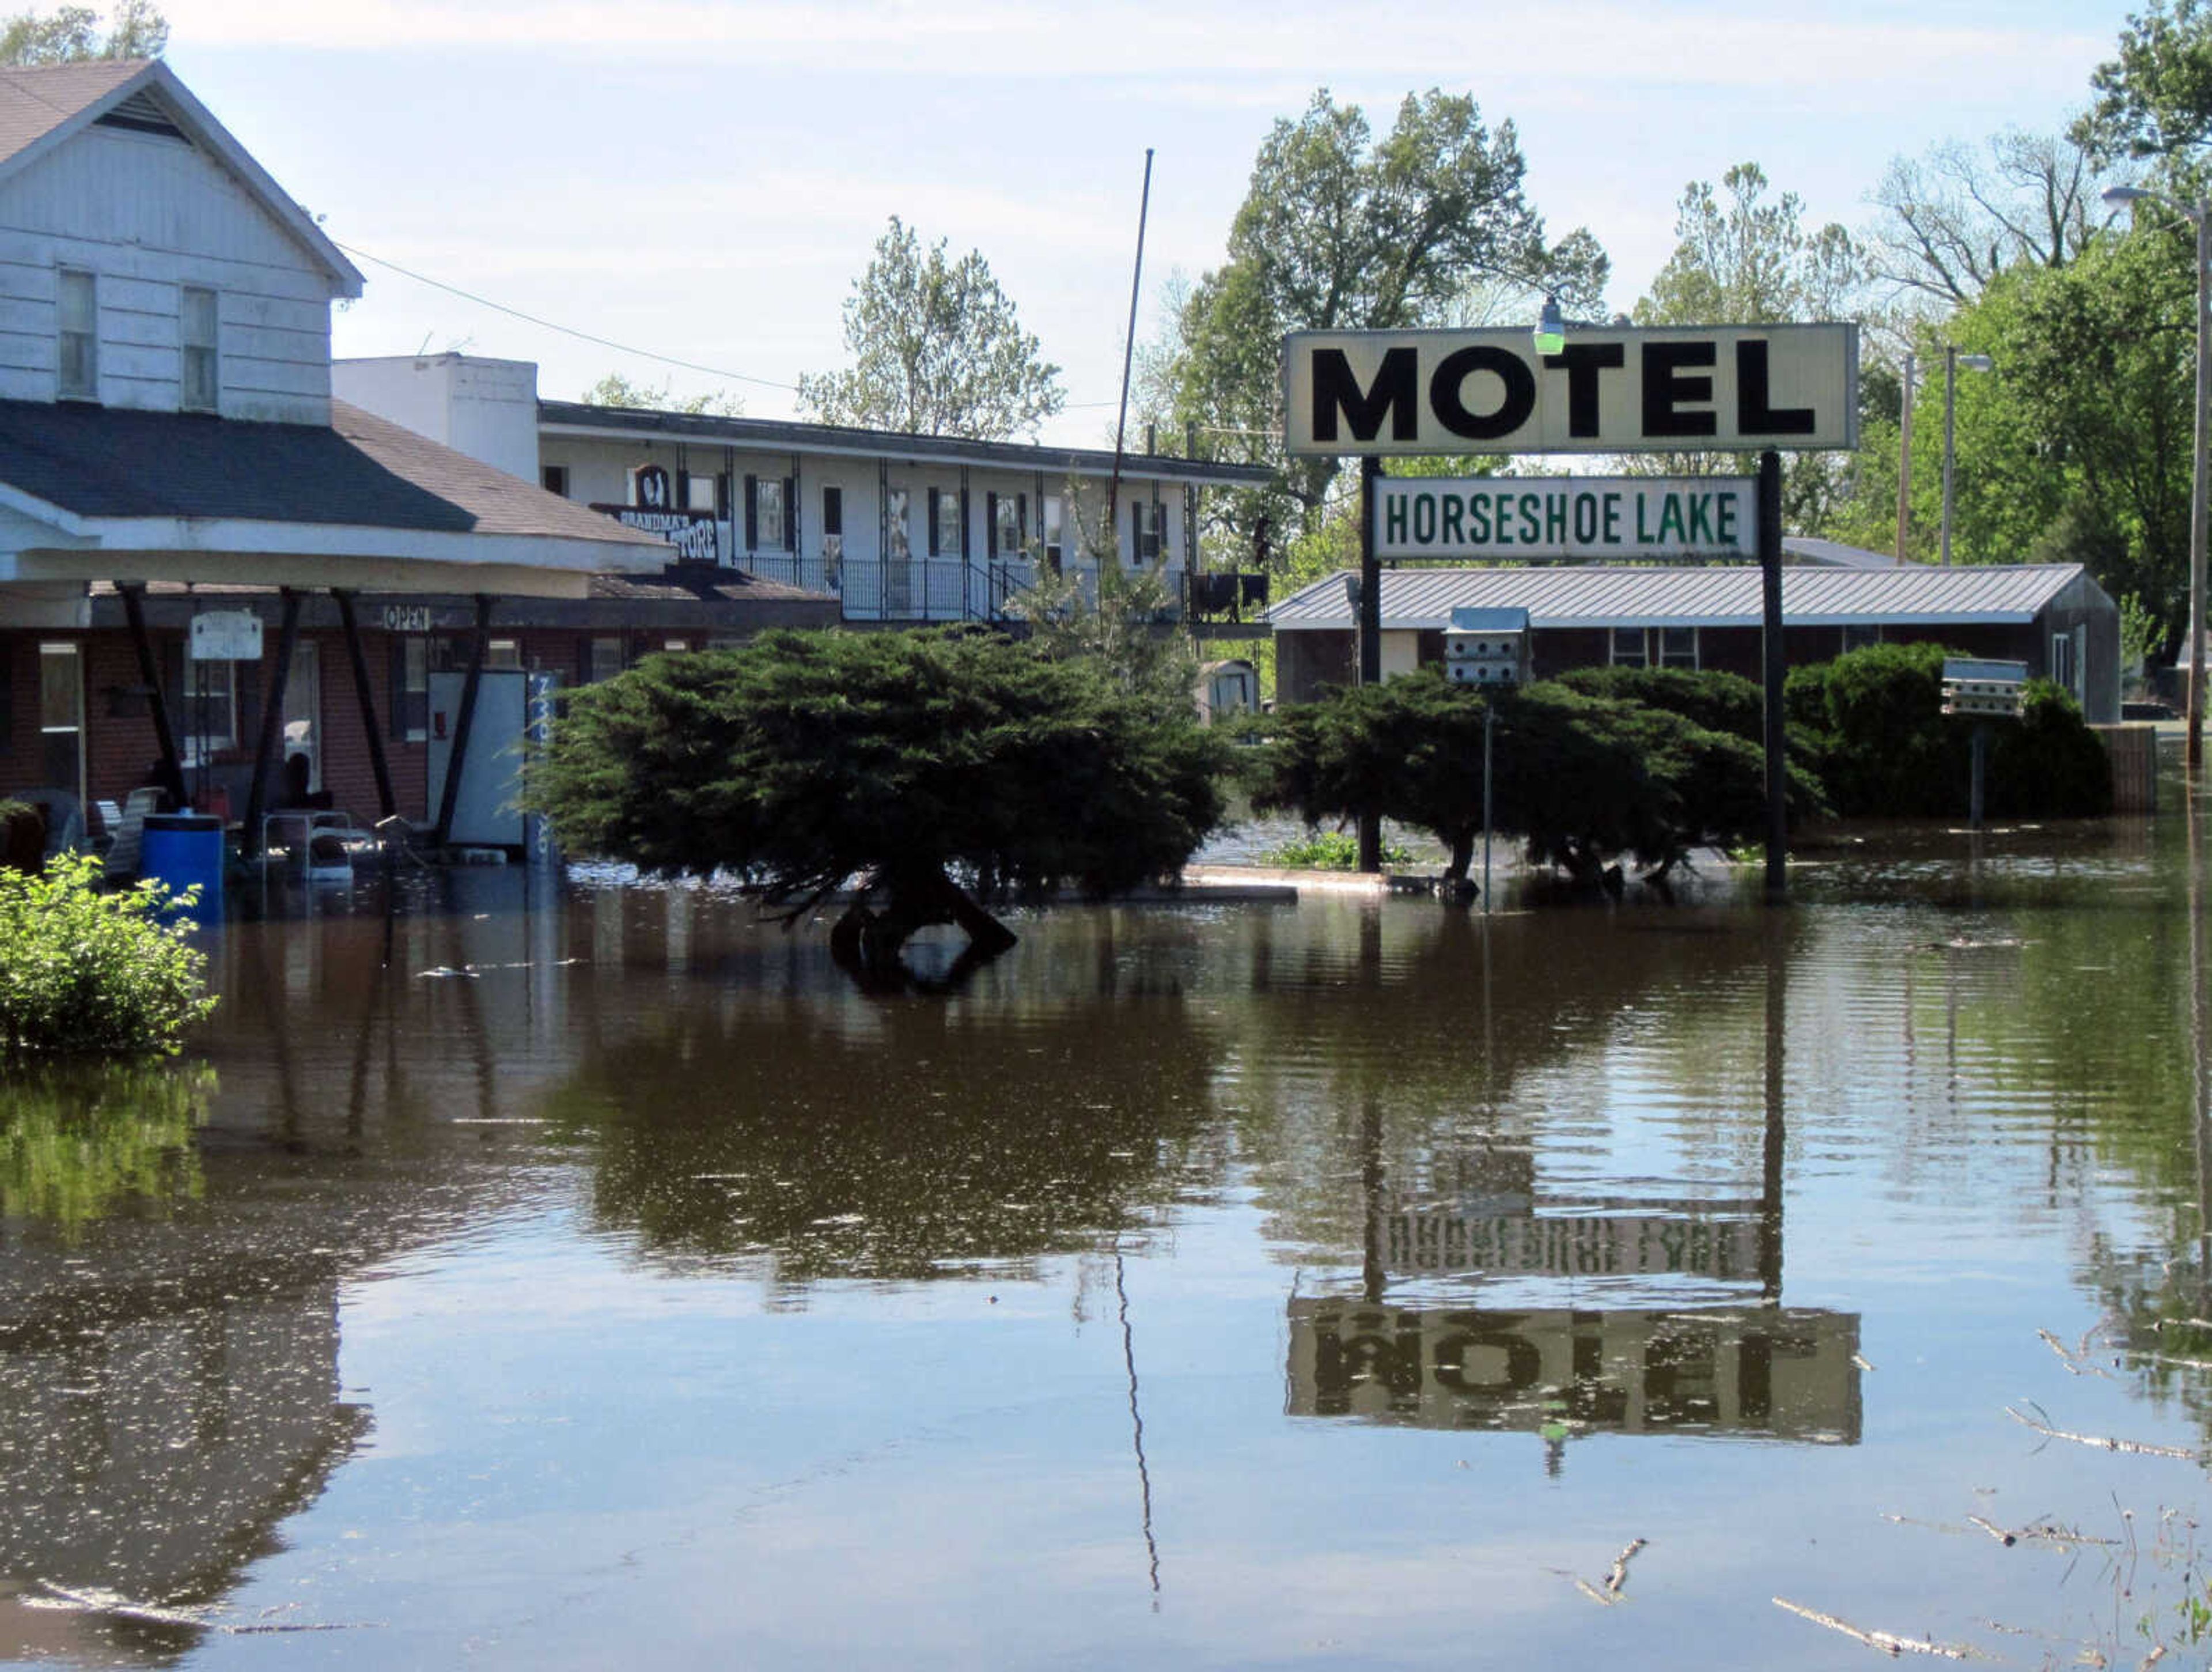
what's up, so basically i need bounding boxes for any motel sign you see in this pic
[1283,324,1859,456]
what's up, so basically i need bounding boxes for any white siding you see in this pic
[0,124,340,422]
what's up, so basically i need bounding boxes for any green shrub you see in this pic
[1796,643,2114,819]
[1261,829,1415,869]
[1987,679,2113,817]
[0,853,217,1058]
[1552,664,1765,742]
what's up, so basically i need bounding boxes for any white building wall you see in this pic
[334,355,541,481]
[0,124,341,422]
[534,425,1198,616]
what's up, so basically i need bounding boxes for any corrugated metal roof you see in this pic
[1269,563,2090,631]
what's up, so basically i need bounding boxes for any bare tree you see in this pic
[1865,130,2109,308]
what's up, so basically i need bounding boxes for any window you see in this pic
[822,485,843,540]
[1609,627,1648,667]
[1044,495,1065,569]
[177,656,237,764]
[542,464,570,498]
[686,471,721,514]
[391,637,428,741]
[1132,500,1161,563]
[179,285,218,411]
[2051,630,2077,697]
[886,489,911,561]
[488,639,524,671]
[1841,623,1881,654]
[930,487,962,558]
[662,638,689,653]
[586,636,624,683]
[57,270,96,399]
[991,493,1026,558]
[1657,626,1698,669]
[38,641,81,796]
[749,476,786,549]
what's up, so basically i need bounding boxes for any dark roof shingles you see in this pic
[0,398,660,549]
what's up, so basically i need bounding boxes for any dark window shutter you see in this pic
[986,492,998,557]
[927,489,942,556]
[743,476,758,550]
[1131,500,1141,562]
[823,485,843,538]
[1017,493,1027,547]
[782,478,796,549]
[717,473,732,520]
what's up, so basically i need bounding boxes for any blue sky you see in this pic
[158,0,2134,445]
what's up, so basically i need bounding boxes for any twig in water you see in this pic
[2004,1406,2201,1462]
[1772,1596,1985,1659]
[1965,1515,2017,1547]
[1605,1537,1646,1594]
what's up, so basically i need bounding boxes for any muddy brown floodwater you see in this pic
[5,799,2212,1669]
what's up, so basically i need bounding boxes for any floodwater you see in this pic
[6,804,2212,1669]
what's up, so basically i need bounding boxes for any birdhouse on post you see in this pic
[1446,607,1531,686]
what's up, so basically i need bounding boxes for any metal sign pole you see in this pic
[1759,449,1787,904]
[1482,701,1494,913]
[1357,454,1382,873]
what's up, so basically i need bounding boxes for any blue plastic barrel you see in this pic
[138,812,224,919]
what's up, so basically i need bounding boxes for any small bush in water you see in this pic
[0,853,217,1059]
[1262,829,1415,870]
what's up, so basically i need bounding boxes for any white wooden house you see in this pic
[0,59,673,839]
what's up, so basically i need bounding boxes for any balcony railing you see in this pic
[738,555,1040,622]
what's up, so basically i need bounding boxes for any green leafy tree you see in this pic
[796,217,1063,441]
[1165,88,1608,563]
[582,371,743,417]
[0,0,162,62]
[531,629,1228,986]
[2080,0,2212,162]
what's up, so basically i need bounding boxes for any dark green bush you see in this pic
[1794,642,2113,819]
[1552,664,1764,742]
[1986,680,2114,817]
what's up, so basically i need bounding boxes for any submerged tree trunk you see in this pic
[828,861,1018,992]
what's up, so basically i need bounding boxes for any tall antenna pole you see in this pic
[1107,148,1155,559]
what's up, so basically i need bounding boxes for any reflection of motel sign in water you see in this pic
[1388,1210,1764,1282]
[1286,1300,1861,1443]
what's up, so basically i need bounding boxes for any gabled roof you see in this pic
[0,397,660,547]
[539,399,1278,487]
[1268,563,2099,631]
[0,58,361,295]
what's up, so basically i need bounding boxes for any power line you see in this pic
[338,240,1130,416]
[335,240,804,394]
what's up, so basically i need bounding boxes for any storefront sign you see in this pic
[1282,324,1858,456]
[187,610,262,661]
[1380,475,1755,559]
[591,504,720,565]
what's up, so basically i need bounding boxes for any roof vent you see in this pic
[94,88,187,142]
